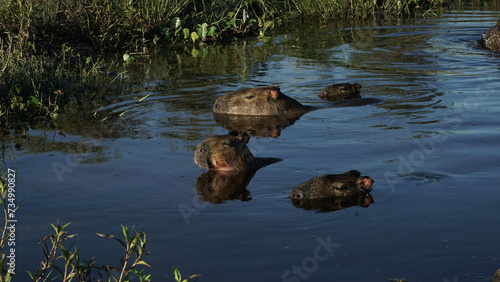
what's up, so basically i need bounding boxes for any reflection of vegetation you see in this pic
[5,131,116,164]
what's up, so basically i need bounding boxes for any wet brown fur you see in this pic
[213,85,312,116]
[194,131,280,171]
[318,83,362,101]
[213,84,372,116]
[481,18,500,52]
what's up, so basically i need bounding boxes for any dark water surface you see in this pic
[4,10,500,282]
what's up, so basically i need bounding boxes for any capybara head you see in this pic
[289,170,374,200]
[318,83,362,101]
[213,85,307,115]
[194,131,255,171]
[481,19,500,52]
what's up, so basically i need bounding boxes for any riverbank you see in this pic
[0,0,481,129]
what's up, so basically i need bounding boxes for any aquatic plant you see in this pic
[23,222,152,282]
[173,266,201,282]
[0,175,198,281]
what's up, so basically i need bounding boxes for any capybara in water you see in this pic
[194,130,281,171]
[318,83,362,101]
[213,85,311,116]
[494,268,500,282]
[213,84,378,116]
[481,19,500,52]
[289,170,374,200]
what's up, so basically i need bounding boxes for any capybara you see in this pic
[493,268,500,282]
[194,130,281,171]
[213,84,378,116]
[213,85,311,116]
[481,18,500,52]
[289,170,374,200]
[318,83,362,101]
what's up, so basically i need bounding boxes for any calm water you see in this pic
[3,10,500,282]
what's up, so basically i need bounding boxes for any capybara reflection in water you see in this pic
[290,193,374,213]
[195,170,254,204]
[289,170,374,200]
[213,113,302,138]
[481,18,500,52]
[213,84,377,116]
[194,130,281,171]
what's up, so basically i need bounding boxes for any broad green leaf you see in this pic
[190,31,199,43]
[28,96,39,106]
[208,26,217,37]
[198,23,208,40]
[183,28,190,39]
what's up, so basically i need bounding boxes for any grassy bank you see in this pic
[0,0,449,129]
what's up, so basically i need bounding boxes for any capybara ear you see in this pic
[362,177,374,189]
[227,130,239,137]
[354,83,362,91]
[238,132,250,143]
[268,89,280,99]
[344,170,361,177]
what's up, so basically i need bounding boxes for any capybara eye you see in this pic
[333,183,347,190]
[294,192,303,199]
[244,95,255,99]
[197,148,206,153]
